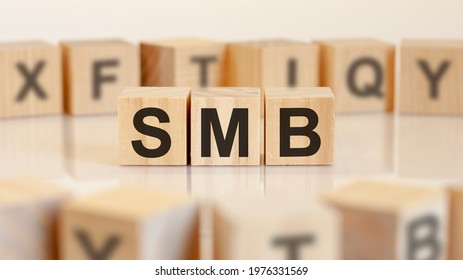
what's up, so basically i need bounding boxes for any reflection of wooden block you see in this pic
[265,87,334,165]
[227,39,319,87]
[317,38,394,113]
[321,179,448,259]
[62,39,140,115]
[141,38,226,87]
[0,41,62,118]
[213,197,340,259]
[118,87,190,166]
[0,178,70,259]
[190,88,260,166]
[448,184,463,259]
[400,40,463,115]
[61,187,199,259]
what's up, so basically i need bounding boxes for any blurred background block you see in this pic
[60,187,199,259]
[448,183,463,260]
[141,38,226,87]
[62,39,139,115]
[213,197,340,259]
[317,38,394,113]
[0,178,70,259]
[400,40,463,115]
[0,41,62,118]
[322,179,448,259]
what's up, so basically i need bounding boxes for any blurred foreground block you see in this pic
[213,197,340,259]
[322,179,448,259]
[61,187,199,259]
[265,88,334,165]
[0,41,62,118]
[317,38,394,113]
[118,87,190,165]
[141,38,226,87]
[400,40,463,115]
[0,178,70,259]
[448,184,463,259]
[62,39,139,115]
[190,88,260,166]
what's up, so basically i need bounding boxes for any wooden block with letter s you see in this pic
[213,197,340,259]
[60,187,199,259]
[0,178,70,259]
[141,38,226,87]
[400,40,463,114]
[190,87,260,166]
[265,87,334,165]
[62,39,140,115]
[317,38,394,113]
[321,179,448,259]
[0,41,62,118]
[118,87,190,165]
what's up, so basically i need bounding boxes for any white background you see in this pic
[1,0,463,44]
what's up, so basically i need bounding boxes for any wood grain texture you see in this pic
[213,197,340,259]
[190,87,260,166]
[118,87,190,166]
[265,87,334,165]
[0,41,62,118]
[60,187,199,260]
[321,179,448,259]
[448,184,463,259]
[317,38,394,113]
[62,39,140,115]
[400,40,463,115]
[141,38,226,87]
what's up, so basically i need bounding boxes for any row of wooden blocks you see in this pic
[1,177,461,260]
[2,38,463,118]
[119,87,334,166]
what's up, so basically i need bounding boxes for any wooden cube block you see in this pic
[141,38,226,87]
[448,184,463,259]
[227,39,319,87]
[213,197,340,259]
[118,87,190,166]
[62,39,140,115]
[400,40,463,114]
[60,187,199,259]
[265,87,334,165]
[321,179,448,259]
[0,41,62,118]
[317,38,394,113]
[0,178,70,259]
[190,87,260,166]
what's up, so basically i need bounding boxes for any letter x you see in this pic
[15,60,47,102]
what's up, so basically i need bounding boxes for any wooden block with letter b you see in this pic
[141,38,226,87]
[62,39,140,115]
[0,41,62,118]
[118,87,190,165]
[321,179,448,259]
[60,187,199,259]
[317,38,394,113]
[0,178,70,259]
[400,40,463,114]
[190,87,260,166]
[265,87,334,165]
[213,197,340,259]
